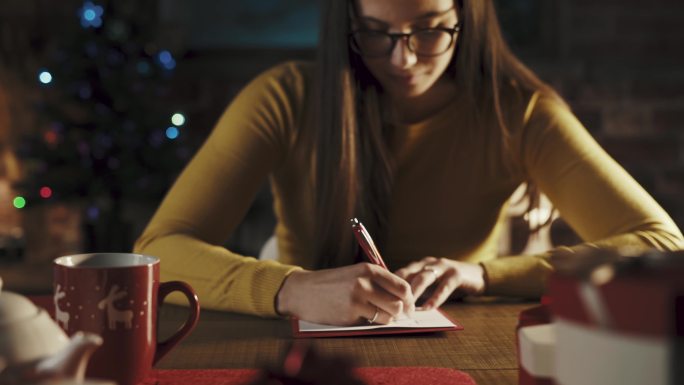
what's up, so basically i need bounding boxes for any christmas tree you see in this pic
[7,0,189,251]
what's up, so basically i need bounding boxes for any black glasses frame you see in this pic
[349,24,461,58]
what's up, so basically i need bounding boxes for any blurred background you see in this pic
[0,0,682,293]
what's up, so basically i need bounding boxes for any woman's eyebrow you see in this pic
[357,7,456,27]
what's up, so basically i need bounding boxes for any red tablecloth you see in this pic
[141,368,476,385]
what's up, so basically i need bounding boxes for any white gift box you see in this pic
[518,323,556,379]
[555,318,671,385]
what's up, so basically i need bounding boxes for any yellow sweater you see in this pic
[134,61,683,317]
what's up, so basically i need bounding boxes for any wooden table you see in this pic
[156,300,534,385]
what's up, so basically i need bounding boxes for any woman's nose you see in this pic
[390,36,417,69]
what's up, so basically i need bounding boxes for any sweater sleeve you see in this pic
[134,62,308,316]
[481,93,684,297]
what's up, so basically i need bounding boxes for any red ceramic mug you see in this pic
[53,253,200,385]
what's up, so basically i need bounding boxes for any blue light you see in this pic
[163,58,176,70]
[38,70,53,84]
[84,9,96,21]
[79,1,104,29]
[158,50,172,64]
[157,50,176,70]
[165,126,179,140]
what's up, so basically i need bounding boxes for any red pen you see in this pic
[351,218,388,270]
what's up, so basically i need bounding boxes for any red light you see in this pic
[40,186,52,199]
[44,131,58,145]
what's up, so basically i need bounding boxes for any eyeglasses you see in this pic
[349,25,460,58]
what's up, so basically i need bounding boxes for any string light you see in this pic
[13,197,26,209]
[38,70,53,84]
[157,50,176,70]
[171,113,185,126]
[40,187,53,199]
[165,126,179,140]
[79,1,104,28]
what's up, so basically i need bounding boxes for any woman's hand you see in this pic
[395,257,486,310]
[276,263,415,326]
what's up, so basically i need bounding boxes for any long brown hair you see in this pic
[306,0,557,268]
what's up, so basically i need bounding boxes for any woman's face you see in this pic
[352,0,459,99]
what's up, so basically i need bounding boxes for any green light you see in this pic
[13,196,26,209]
[171,113,185,126]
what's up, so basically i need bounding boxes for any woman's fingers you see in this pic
[360,302,393,325]
[420,269,455,310]
[362,263,415,315]
[394,257,443,300]
[395,258,487,310]
[409,265,442,300]
[360,279,411,321]
[395,257,438,280]
[276,261,470,327]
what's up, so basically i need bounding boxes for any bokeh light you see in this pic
[39,70,53,84]
[79,1,104,28]
[165,126,179,140]
[157,50,176,70]
[171,113,185,126]
[40,186,53,199]
[44,130,59,145]
[13,197,26,209]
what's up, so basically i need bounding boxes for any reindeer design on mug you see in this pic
[53,284,70,329]
[98,284,134,330]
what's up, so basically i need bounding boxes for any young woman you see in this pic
[135,0,683,326]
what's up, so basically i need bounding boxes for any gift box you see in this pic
[517,301,556,385]
[548,249,684,385]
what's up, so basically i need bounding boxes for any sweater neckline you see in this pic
[386,91,465,131]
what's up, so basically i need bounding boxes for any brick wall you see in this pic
[518,0,684,228]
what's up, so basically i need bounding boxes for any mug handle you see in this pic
[154,281,200,364]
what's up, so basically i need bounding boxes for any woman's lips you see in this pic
[389,72,420,85]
